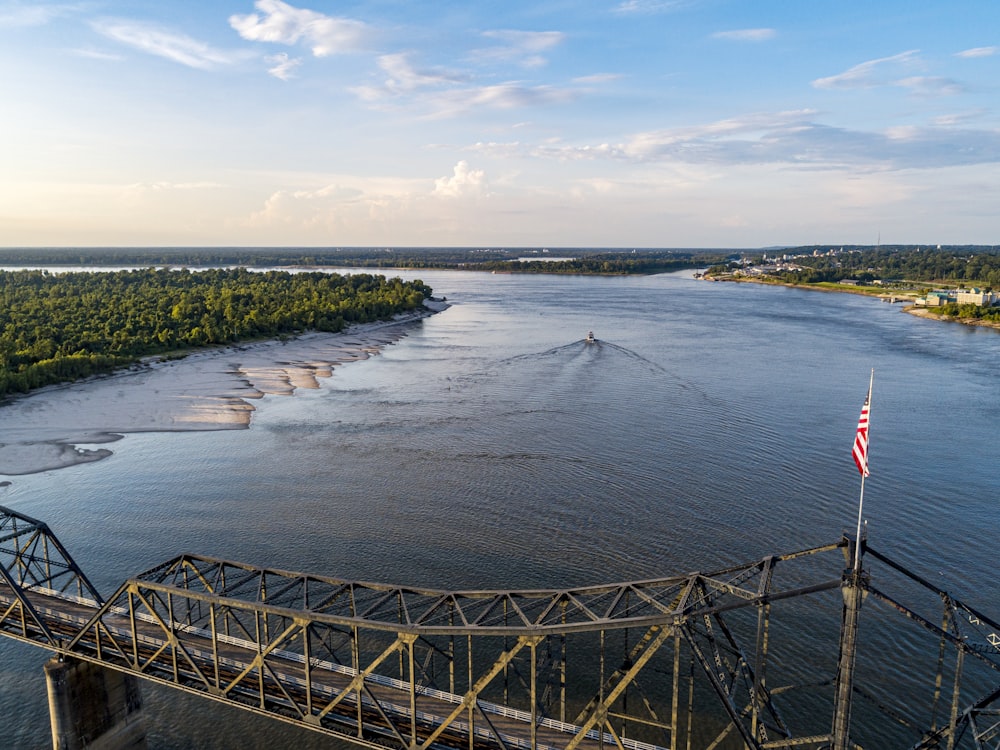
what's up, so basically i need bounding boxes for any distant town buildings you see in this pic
[915,288,999,307]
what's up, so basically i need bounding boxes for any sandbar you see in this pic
[0,301,448,477]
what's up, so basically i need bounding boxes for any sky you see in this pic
[1,1,998,249]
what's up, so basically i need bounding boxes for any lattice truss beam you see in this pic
[5,502,1000,750]
[0,505,103,646]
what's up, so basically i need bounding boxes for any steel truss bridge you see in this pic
[3,504,1000,750]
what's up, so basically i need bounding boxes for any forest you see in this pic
[0,268,432,397]
[0,247,724,274]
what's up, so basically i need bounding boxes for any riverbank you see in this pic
[903,304,1000,330]
[704,274,1000,332]
[0,301,448,477]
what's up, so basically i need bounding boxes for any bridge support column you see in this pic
[831,565,865,750]
[44,656,147,750]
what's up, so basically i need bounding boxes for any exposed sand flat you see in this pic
[0,303,447,476]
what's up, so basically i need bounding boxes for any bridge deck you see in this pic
[1,583,653,750]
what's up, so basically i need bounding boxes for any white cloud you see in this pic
[812,50,920,90]
[70,48,125,62]
[813,52,962,97]
[352,54,576,117]
[0,3,80,27]
[573,73,624,84]
[266,52,301,80]
[375,53,466,93]
[433,161,488,198]
[932,109,987,126]
[477,30,565,68]
[229,0,369,57]
[711,28,776,42]
[613,1,698,14]
[894,76,963,96]
[956,46,999,58]
[469,109,1000,172]
[93,19,241,69]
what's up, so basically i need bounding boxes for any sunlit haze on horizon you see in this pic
[1,0,998,248]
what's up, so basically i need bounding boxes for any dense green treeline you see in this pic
[474,253,717,275]
[0,268,432,397]
[932,302,1000,323]
[0,247,723,273]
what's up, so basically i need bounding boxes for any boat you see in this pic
[585,331,596,344]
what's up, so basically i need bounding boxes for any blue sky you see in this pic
[1,0,998,248]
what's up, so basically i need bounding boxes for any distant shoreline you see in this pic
[702,274,1000,332]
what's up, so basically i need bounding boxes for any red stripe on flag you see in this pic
[853,395,870,477]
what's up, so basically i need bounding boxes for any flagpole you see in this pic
[853,369,873,572]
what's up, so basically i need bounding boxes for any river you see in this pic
[1,268,997,748]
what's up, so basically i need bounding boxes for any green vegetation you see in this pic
[0,268,432,397]
[708,246,1000,288]
[0,247,726,275]
[928,302,1000,324]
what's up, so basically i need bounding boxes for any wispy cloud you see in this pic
[573,73,624,84]
[711,28,776,42]
[956,46,999,58]
[352,53,465,101]
[476,30,565,69]
[70,47,125,62]
[812,50,920,90]
[468,109,1000,171]
[424,83,577,118]
[229,0,369,56]
[351,53,576,117]
[0,2,81,27]
[374,53,467,92]
[813,51,963,97]
[932,109,987,126]
[93,19,241,69]
[613,1,698,15]
[895,76,963,96]
[266,52,301,80]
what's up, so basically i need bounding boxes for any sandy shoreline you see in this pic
[0,301,448,478]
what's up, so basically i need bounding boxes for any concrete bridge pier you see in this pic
[44,657,147,750]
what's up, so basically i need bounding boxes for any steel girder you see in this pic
[0,504,104,646]
[5,503,1000,749]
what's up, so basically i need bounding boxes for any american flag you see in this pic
[852,385,871,477]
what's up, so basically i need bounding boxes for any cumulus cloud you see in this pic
[229,0,369,56]
[477,30,565,68]
[711,28,776,42]
[93,19,241,69]
[433,161,488,198]
[956,46,999,58]
[246,184,364,228]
